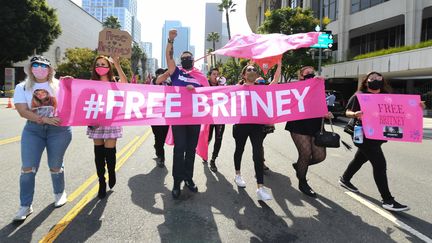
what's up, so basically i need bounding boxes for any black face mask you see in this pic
[368,79,383,90]
[303,73,315,80]
[181,57,194,70]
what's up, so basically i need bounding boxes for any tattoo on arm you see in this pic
[169,46,173,60]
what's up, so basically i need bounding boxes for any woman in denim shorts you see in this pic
[12,56,72,221]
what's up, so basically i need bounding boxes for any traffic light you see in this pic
[310,31,333,49]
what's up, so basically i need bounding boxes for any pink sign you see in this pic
[57,78,328,126]
[357,94,423,143]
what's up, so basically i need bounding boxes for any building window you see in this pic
[349,24,405,58]
[351,0,388,13]
[421,17,432,41]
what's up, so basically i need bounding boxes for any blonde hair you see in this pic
[23,61,59,93]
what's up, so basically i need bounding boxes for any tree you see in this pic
[220,58,248,85]
[56,47,132,81]
[218,0,236,40]
[103,16,121,29]
[257,7,329,81]
[131,43,143,76]
[206,32,220,67]
[56,48,96,79]
[0,0,61,66]
[140,52,148,82]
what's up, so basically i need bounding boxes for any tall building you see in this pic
[246,0,432,116]
[83,0,141,43]
[142,42,152,58]
[161,20,191,68]
[146,58,159,76]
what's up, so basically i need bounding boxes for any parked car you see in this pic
[326,90,346,119]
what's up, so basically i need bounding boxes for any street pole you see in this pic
[318,0,323,75]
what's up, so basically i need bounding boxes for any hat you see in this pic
[30,56,51,66]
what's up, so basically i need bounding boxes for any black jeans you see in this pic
[172,125,200,182]
[208,124,225,161]
[233,124,265,184]
[342,140,393,201]
[151,125,169,161]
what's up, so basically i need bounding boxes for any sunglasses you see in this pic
[246,67,257,72]
[31,63,48,68]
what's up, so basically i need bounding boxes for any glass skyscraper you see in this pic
[83,0,141,43]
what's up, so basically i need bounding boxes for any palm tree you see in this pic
[131,43,143,76]
[103,16,121,29]
[218,0,236,40]
[206,32,220,67]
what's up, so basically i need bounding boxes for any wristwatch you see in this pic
[167,38,174,44]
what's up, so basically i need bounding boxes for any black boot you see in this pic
[94,145,106,199]
[210,159,218,172]
[105,147,116,189]
[172,179,182,199]
[299,179,317,198]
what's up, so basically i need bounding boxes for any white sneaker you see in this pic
[13,205,33,222]
[256,187,272,201]
[234,175,246,188]
[54,191,67,208]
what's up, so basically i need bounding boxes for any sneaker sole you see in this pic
[382,205,410,212]
[235,182,246,188]
[257,196,272,201]
[13,211,33,222]
[54,201,67,208]
[338,180,359,193]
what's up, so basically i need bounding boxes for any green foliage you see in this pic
[56,48,132,81]
[103,16,121,29]
[0,0,61,65]
[131,43,143,75]
[219,58,249,85]
[140,52,147,81]
[353,40,432,60]
[257,7,322,81]
[56,48,96,79]
[207,32,220,67]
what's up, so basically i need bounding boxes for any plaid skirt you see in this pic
[87,126,122,139]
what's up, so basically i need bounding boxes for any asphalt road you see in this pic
[0,107,431,243]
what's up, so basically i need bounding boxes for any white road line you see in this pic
[345,191,432,243]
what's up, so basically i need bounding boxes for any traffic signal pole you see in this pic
[318,0,323,75]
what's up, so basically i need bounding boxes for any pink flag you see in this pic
[212,32,320,59]
[212,32,320,75]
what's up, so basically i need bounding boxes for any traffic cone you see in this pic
[6,98,13,108]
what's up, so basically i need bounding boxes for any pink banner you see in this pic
[357,94,423,143]
[57,78,328,126]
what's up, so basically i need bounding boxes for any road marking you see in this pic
[67,136,140,202]
[0,136,21,145]
[345,192,432,243]
[39,131,151,243]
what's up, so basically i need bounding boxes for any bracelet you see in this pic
[167,38,174,44]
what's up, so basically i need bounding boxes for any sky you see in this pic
[72,0,252,66]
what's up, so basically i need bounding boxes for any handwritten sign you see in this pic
[357,94,423,143]
[97,28,132,58]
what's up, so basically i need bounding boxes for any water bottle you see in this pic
[353,125,364,144]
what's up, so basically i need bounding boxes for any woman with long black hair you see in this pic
[339,71,417,211]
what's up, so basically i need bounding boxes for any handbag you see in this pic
[314,118,340,148]
[344,118,355,136]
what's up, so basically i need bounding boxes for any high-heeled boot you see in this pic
[94,145,106,199]
[105,147,117,189]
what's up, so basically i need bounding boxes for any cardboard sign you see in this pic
[97,28,132,58]
[357,94,423,143]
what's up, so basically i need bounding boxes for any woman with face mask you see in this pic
[285,66,333,198]
[87,55,128,199]
[12,56,72,221]
[232,64,273,201]
[339,72,410,211]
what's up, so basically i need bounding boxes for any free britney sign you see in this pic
[57,78,328,126]
[357,94,423,143]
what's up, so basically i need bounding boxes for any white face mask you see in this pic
[32,67,49,80]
